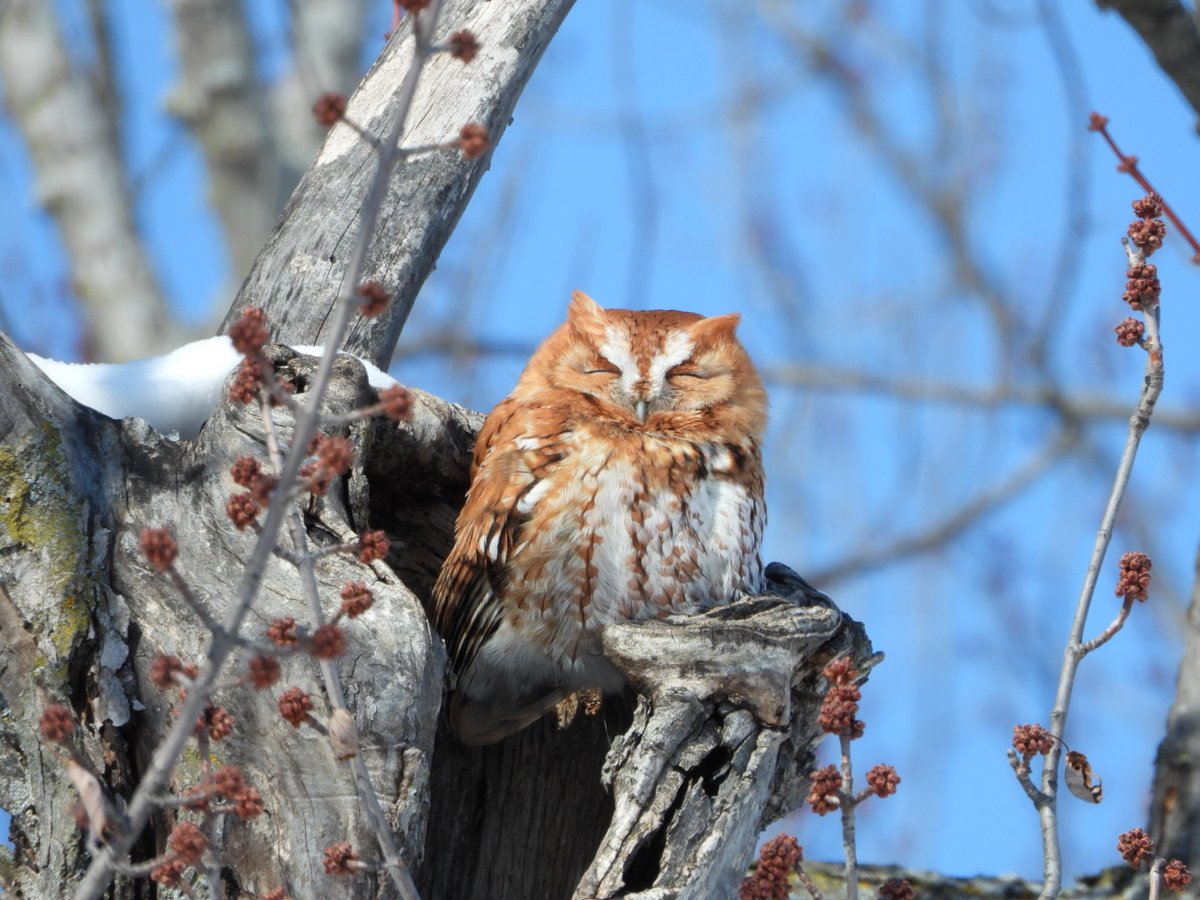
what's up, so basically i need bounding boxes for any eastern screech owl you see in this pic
[431,291,767,744]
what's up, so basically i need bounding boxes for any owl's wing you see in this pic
[431,397,568,686]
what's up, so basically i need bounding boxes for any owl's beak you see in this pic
[634,399,649,422]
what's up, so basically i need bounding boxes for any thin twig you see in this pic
[1089,113,1200,261]
[795,864,825,900]
[1148,856,1164,900]
[839,733,859,900]
[284,445,416,894]
[1006,749,1046,805]
[1036,272,1164,900]
[1078,598,1133,656]
[165,567,224,637]
[285,505,415,892]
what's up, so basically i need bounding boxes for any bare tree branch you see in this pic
[1097,0,1200,122]
[83,0,122,152]
[223,0,578,368]
[271,0,374,206]
[0,0,175,360]
[811,426,1078,586]
[166,0,286,283]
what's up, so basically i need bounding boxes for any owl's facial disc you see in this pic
[596,325,695,419]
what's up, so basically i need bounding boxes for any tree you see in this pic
[0,1,871,897]
[2,0,1200,897]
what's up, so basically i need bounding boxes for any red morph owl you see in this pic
[432,291,767,744]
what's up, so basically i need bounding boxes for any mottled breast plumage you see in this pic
[431,290,767,744]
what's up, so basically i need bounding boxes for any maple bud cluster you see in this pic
[139,528,178,573]
[818,656,865,738]
[267,616,299,647]
[226,492,261,530]
[806,764,842,816]
[865,763,901,798]
[1116,827,1192,892]
[149,654,197,690]
[1116,551,1152,602]
[226,307,295,408]
[738,833,802,900]
[278,686,315,728]
[1113,317,1144,348]
[247,655,281,690]
[38,705,76,743]
[230,456,277,506]
[358,529,390,563]
[303,433,355,497]
[459,123,489,159]
[323,841,362,876]
[228,306,269,355]
[340,581,375,618]
[1012,723,1053,759]
[312,93,347,128]
[377,385,414,422]
[879,879,915,899]
[310,623,348,660]
[357,281,392,318]
[1123,262,1160,312]
[448,30,479,63]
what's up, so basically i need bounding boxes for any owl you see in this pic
[431,291,767,745]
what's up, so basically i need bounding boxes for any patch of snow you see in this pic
[28,336,397,440]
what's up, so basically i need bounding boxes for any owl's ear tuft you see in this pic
[689,312,740,344]
[567,290,608,341]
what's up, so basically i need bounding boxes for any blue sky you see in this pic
[4,0,1200,888]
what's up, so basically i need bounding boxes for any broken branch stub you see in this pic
[580,564,873,899]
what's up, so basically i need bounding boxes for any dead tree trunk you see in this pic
[0,1,874,897]
[1150,546,1200,868]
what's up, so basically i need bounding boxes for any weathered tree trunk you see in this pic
[0,337,448,898]
[0,324,872,897]
[0,1,878,897]
[1150,546,1200,868]
[0,0,177,360]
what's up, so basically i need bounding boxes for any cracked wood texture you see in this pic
[1098,0,1200,122]
[0,336,446,898]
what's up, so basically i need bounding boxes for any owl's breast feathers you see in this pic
[430,392,765,742]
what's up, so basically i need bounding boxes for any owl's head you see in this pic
[521,291,767,438]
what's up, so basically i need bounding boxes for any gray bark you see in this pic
[1149,546,1200,868]
[167,0,374,288]
[219,0,578,368]
[800,860,1147,897]
[166,0,290,284]
[0,0,176,361]
[1097,0,1200,123]
[581,574,864,898]
[0,335,447,898]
